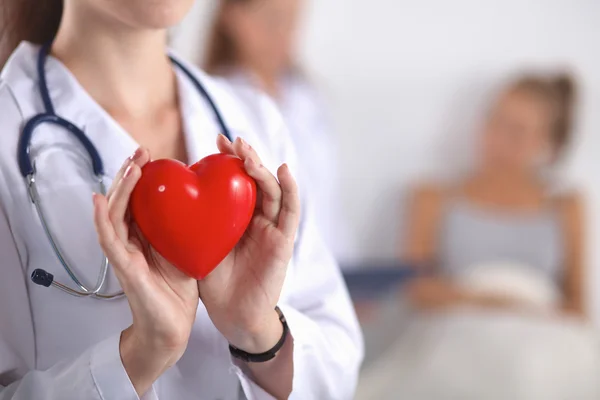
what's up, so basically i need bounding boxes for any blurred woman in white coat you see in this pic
[204,0,355,262]
[0,0,362,399]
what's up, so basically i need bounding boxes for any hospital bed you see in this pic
[342,262,600,400]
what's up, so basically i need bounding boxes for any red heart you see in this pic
[130,154,257,280]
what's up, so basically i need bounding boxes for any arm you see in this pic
[559,193,586,317]
[199,136,362,400]
[0,88,149,399]
[1,148,206,400]
[407,277,526,311]
[243,109,362,398]
[0,190,143,399]
[242,206,364,400]
[399,184,444,265]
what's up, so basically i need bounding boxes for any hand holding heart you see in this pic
[92,136,300,394]
[92,147,200,395]
[200,135,300,354]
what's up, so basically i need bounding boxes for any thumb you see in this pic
[93,193,141,290]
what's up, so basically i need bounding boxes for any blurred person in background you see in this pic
[400,73,585,317]
[353,73,598,400]
[204,0,355,262]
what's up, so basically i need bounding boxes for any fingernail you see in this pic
[239,137,250,149]
[123,165,133,178]
[220,133,232,144]
[130,147,142,161]
[92,192,97,202]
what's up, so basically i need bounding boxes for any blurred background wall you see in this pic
[171,0,600,323]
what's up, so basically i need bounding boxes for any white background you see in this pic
[173,0,600,322]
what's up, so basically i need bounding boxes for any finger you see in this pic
[93,193,131,278]
[232,137,263,166]
[244,157,282,222]
[152,249,194,283]
[128,222,154,260]
[108,163,142,242]
[128,223,183,280]
[130,222,194,285]
[276,164,301,238]
[216,134,235,155]
[106,147,150,200]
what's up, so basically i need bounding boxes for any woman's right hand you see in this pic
[92,148,199,396]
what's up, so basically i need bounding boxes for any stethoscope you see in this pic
[19,42,233,300]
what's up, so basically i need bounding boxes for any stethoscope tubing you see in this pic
[21,42,232,300]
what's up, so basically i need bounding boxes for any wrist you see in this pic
[119,326,183,396]
[225,309,284,354]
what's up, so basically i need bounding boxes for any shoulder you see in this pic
[0,43,41,210]
[404,182,451,232]
[193,67,286,136]
[168,55,284,129]
[200,70,291,152]
[0,80,25,120]
[0,81,26,163]
[408,182,447,209]
[0,81,27,209]
[0,43,31,124]
[554,190,585,221]
[0,42,39,157]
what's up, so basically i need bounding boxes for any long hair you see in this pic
[204,0,251,75]
[0,0,63,67]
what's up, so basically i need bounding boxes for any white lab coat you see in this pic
[222,71,355,263]
[0,42,363,400]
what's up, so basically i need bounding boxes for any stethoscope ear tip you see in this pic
[31,269,54,287]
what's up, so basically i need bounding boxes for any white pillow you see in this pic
[455,261,560,310]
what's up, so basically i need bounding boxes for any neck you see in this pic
[474,167,541,192]
[258,74,281,99]
[52,5,177,119]
[245,63,281,99]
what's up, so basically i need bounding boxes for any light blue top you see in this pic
[438,199,565,284]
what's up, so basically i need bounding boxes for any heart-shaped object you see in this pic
[130,154,257,280]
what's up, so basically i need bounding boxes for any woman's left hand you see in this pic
[198,135,301,354]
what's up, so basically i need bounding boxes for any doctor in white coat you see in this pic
[204,0,355,262]
[0,0,363,399]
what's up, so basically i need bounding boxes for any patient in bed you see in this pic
[354,73,599,400]
[401,72,585,317]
